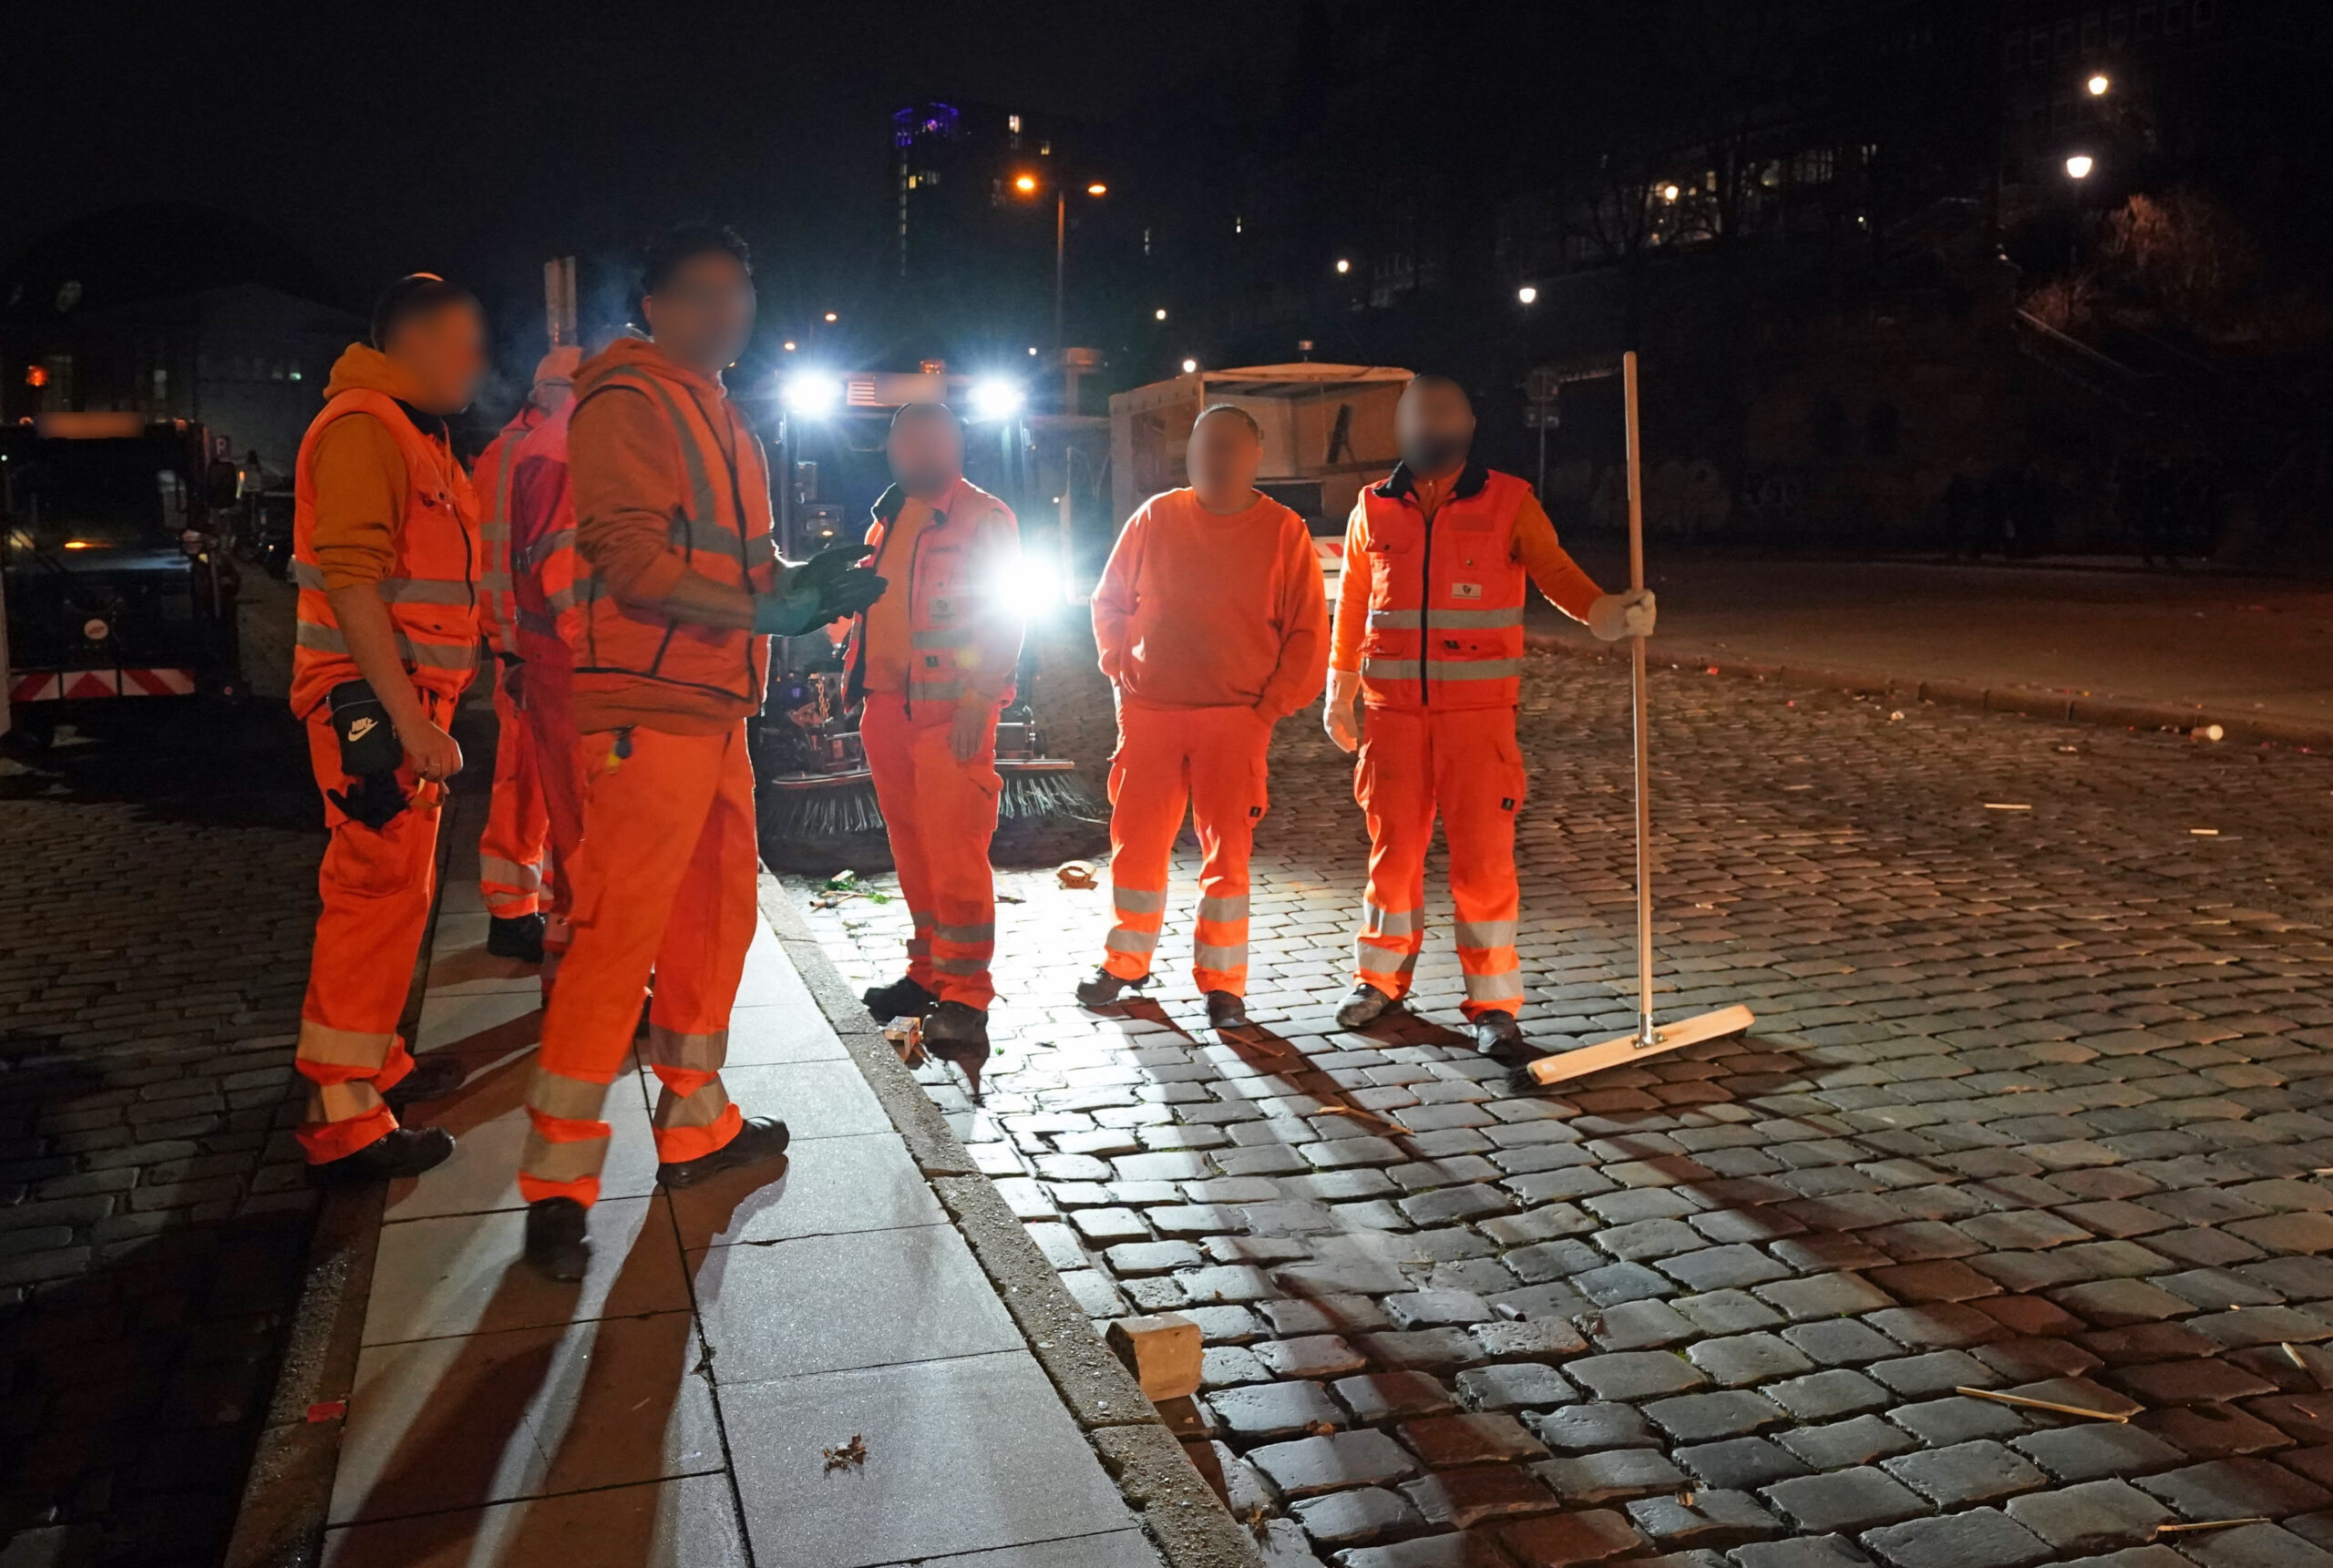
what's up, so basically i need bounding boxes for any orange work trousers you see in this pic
[861,695,1001,1010]
[293,691,449,1163]
[518,630,584,974]
[1102,702,1270,997]
[478,673,549,918]
[1352,704,1529,1020]
[519,723,757,1205]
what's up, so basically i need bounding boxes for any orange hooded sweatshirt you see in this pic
[567,336,779,735]
[307,345,442,590]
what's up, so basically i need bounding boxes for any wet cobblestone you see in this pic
[798,631,2333,1568]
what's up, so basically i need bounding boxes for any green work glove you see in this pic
[753,544,886,637]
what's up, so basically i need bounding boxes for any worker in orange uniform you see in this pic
[1077,405,1328,1032]
[289,274,489,1182]
[849,404,1022,1094]
[519,226,883,1279]
[499,359,591,993]
[471,347,581,966]
[1325,374,1656,1061]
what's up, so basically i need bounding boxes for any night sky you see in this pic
[17,1,1292,319]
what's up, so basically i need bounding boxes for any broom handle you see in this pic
[1622,351,1655,1044]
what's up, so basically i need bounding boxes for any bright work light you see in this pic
[782,374,840,415]
[969,379,1025,421]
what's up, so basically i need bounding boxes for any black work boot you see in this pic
[487,913,548,964]
[658,1116,791,1189]
[384,1053,468,1111]
[862,974,939,1021]
[1074,968,1146,1009]
[524,1196,591,1282]
[310,1125,454,1185]
[1470,1009,1540,1063]
[1206,990,1252,1031]
[1334,983,1401,1030]
[921,1001,992,1097]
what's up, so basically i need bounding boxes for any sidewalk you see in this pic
[306,826,1162,1568]
[1539,550,2333,743]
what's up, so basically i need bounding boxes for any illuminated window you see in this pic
[1008,114,1021,133]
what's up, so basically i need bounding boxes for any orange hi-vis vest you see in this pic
[512,403,577,645]
[290,390,480,720]
[845,475,1020,711]
[566,368,776,704]
[1353,462,1532,712]
[473,405,546,663]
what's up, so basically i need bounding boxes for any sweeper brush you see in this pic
[1521,351,1753,1091]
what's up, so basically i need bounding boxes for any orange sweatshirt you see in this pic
[1092,488,1330,722]
[569,337,776,735]
[308,346,431,591]
[1330,477,1603,673]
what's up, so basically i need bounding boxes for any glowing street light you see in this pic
[1010,170,1110,364]
[1660,183,1681,202]
[1013,173,1039,194]
[1154,308,1167,321]
[1517,285,1539,305]
[782,340,797,352]
[2087,73,2111,96]
[1181,358,1199,374]
[1334,258,1351,274]
[823,311,838,323]
[781,373,840,415]
[1085,182,1108,197]
[2065,153,2095,179]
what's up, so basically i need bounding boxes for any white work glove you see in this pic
[1323,668,1362,753]
[1588,588,1658,641]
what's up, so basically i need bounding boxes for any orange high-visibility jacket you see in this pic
[290,389,480,720]
[473,404,549,662]
[845,475,1022,711]
[1351,463,1533,712]
[565,351,777,708]
[513,403,578,644]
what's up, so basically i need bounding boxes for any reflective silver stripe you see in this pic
[909,907,936,930]
[1465,970,1527,1003]
[910,680,964,702]
[288,560,474,606]
[1373,606,1523,630]
[1363,901,1417,938]
[295,619,478,671]
[528,527,578,563]
[1354,940,1419,975]
[479,855,543,891]
[1193,942,1247,972]
[1197,894,1249,924]
[527,1070,611,1122]
[911,629,978,651]
[305,1080,384,1124]
[1105,928,1160,956]
[1362,656,1420,682]
[1367,608,1421,629]
[646,1024,729,1075]
[598,370,721,539]
[1426,659,1522,681]
[932,955,986,976]
[520,1128,609,1183]
[1454,919,1517,950]
[295,1019,395,1070]
[1112,886,1169,915]
[653,1079,733,1132]
[931,920,994,945]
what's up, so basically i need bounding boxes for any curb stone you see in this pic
[1524,631,2332,751]
[759,877,1267,1568]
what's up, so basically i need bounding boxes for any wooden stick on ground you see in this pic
[1954,1386,2129,1422]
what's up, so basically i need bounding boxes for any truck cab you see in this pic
[2,414,242,737]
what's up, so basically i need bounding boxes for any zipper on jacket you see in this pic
[1417,497,1435,707]
[901,516,934,719]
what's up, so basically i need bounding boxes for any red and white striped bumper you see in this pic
[10,668,198,702]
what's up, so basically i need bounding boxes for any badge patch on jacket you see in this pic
[1451,582,1482,600]
[929,595,956,620]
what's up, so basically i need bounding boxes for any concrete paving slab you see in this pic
[363,1194,691,1346]
[665,1130,945,1246]
[317,1471,747,1568]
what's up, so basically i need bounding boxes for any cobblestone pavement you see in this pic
[797,630,2333,1568]
[0,698,327,1566]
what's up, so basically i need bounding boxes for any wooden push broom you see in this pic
[1525,351,1753,1089]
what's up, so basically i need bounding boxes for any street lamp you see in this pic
[823,311,838,323]
[1010,169,1108,368]
[1181,357,1198,374]
[1517,285,1539,305]
[2087,73,2111,96]
[2065,153,2094,179]
[1154,308,1167,321]
[1334,258,1351,274]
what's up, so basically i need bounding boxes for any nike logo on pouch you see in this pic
[348,717,377,742]
[1452,582,1483,600]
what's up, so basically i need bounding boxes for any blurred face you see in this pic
[1395,379,1476,478]
[643,250,755,375]
[887,409,964,497]
[388,301,489,416]
[1187,411,1262,506]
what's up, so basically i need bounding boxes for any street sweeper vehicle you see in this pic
[752,364,1097,871]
